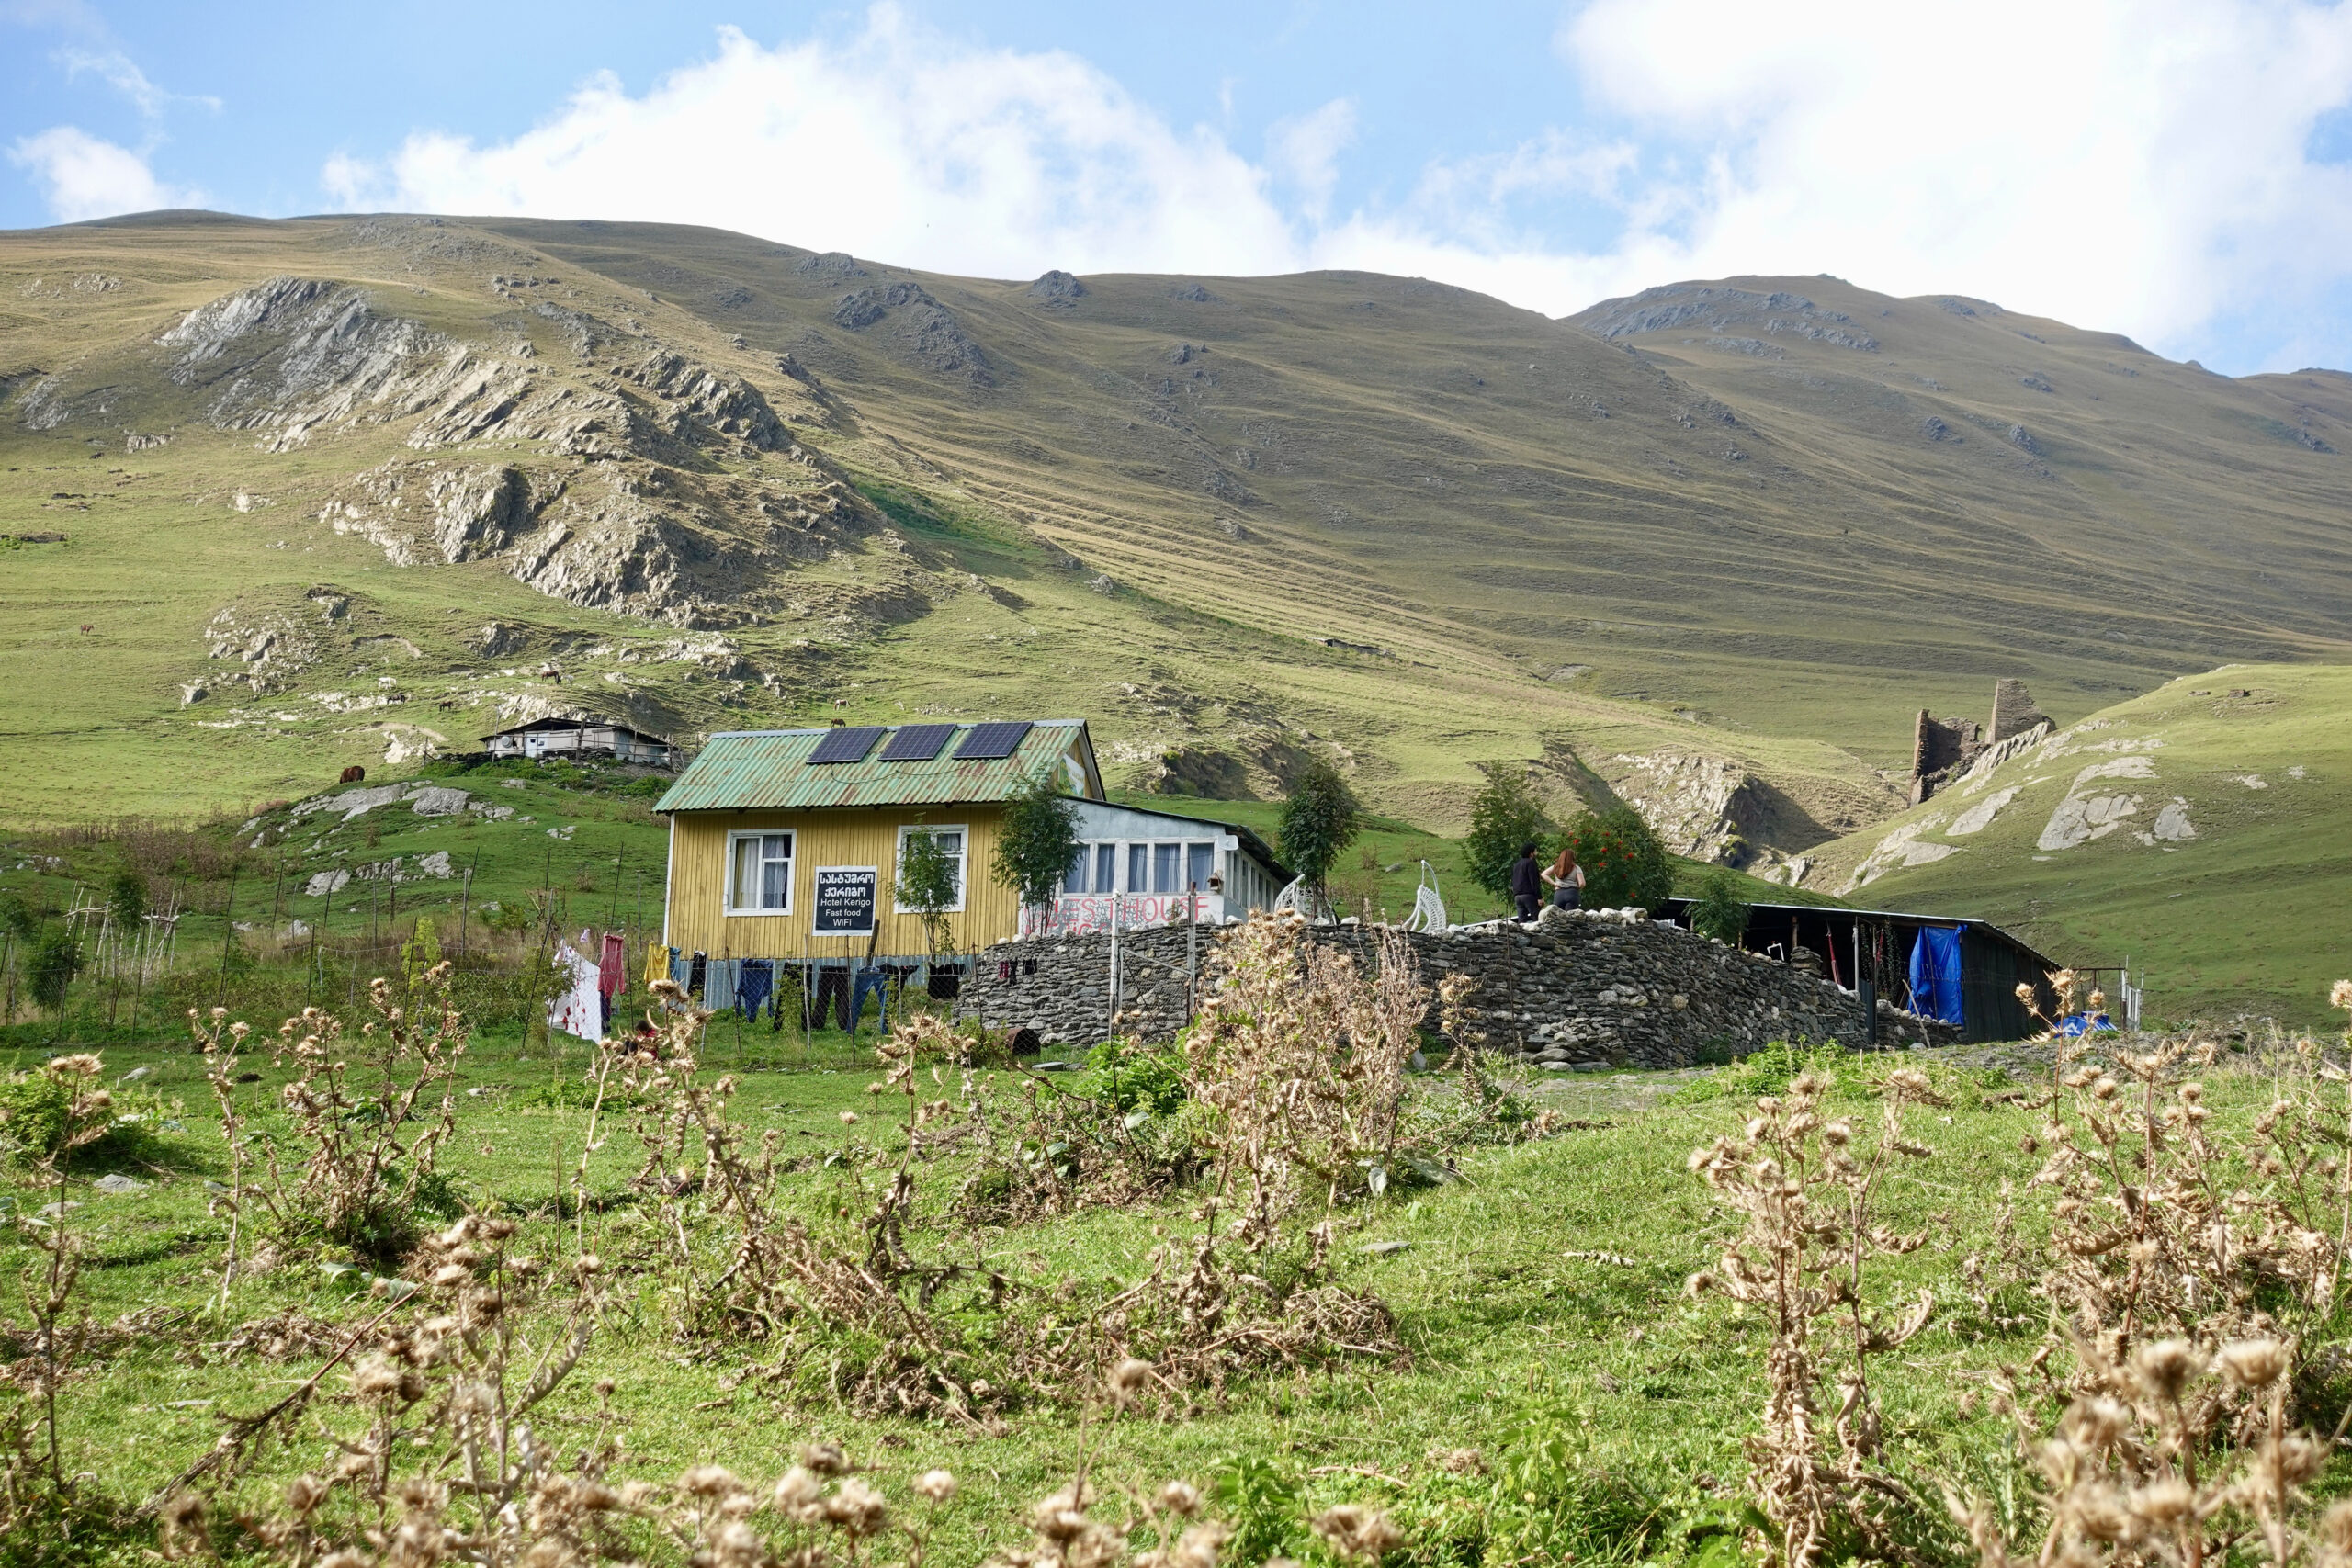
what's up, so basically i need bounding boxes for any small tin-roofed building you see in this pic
[1046,799,1289,935]
[484,716,679,768]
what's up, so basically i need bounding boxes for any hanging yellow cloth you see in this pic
[645,937,670,989]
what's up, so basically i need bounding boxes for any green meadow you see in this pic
[9,1016,2321,1566]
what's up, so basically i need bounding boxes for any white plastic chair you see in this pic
[1404,861,1447,932]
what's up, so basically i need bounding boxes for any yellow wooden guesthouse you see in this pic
[655,718,1104,969]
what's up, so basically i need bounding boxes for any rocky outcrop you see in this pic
[1576,285,1877,351]
[1607,751,1769,863]
[1950,719,2054,790]
[1147,746,1254,799]
[324,460,535,566]
[146,276,796,463]
[2034,755,2156,851]
[158,276,447,440]
[1842,818,1959,892]
[611,347,787,450]
[831,280,994,385]
[1027,270,1087,303]
[957,907,1960,1065]
[320,446,873,626]
[203,600,325,694]
[794,252,866,277]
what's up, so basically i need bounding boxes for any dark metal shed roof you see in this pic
[1656,897,2062,974]
[655,720,1102,813]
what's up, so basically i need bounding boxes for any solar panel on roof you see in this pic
[879,723,957,762]
[808,725,884,764]
[954,720,1034,761]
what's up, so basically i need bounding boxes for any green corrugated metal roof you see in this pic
[655,720,1101,813]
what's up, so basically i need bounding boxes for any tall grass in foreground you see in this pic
[4,930,2351,1566]
[1680,980,2352,1568]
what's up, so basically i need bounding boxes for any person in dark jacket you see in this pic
[1509,842,1544,921]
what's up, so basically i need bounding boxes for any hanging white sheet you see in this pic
[548,938,604,1042]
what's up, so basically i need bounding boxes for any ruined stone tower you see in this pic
[1986,677,2049,744]
[1909,678,2047,803]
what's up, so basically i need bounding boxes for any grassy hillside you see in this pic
[6,215,2352,840]
[0,214,1889,851]
[1802,663,2352,1026]
[5,215,2350,1023]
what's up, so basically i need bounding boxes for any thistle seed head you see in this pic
[2217,1337,2290,1388]
[2132,1339,2205,1403]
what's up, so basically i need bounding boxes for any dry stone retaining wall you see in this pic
[958,906,1959,1069]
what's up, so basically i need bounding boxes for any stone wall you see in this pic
[957,907,1960,1069]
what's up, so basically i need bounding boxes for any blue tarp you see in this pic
[2056,1011,2116,1036]
[1907,926,1965,1027]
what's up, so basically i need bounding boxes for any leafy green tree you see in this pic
[1275,760,1363,910]
[991,773,1081,921]
[28,927,81,1014]
[1688,867,1753,944]
[1561,807,1673,912]
[1463,762,1554,899]
[106,866,145,933]
[896,825,962,961]
[0,890,36,942]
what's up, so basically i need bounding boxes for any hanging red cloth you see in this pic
[598,931,628,999]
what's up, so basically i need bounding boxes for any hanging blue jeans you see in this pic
[849,967,891,1032]
[736,959,773,1021]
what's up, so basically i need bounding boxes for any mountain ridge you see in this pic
[2,214,2346,901]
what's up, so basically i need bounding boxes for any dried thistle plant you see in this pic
[189,1008,254,1310]
[1686,1065,1946,1566]
[1181,913,1430,1222]
[2022,1031,2342,1396]
[244,971,468,1258]
[1949,1333,2342,1568]
[9,1054,111,1511]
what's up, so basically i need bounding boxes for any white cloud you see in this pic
[8,124,201,221]
[1267,98,1355,221]
[57,46,221,119]
[1542,0,2352,359]
[326,8,1298,282]
[316,0,2352,367]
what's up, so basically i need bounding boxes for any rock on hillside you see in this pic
[146,276,796,462]
[319,451,889,627]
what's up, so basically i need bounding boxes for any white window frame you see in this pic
[723,829,796,915]
[893,823,968,914]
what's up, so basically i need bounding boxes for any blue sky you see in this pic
[10,0,2352,375]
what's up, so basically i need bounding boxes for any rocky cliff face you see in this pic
[75,273,898,627]
[1606,750,1765,862]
